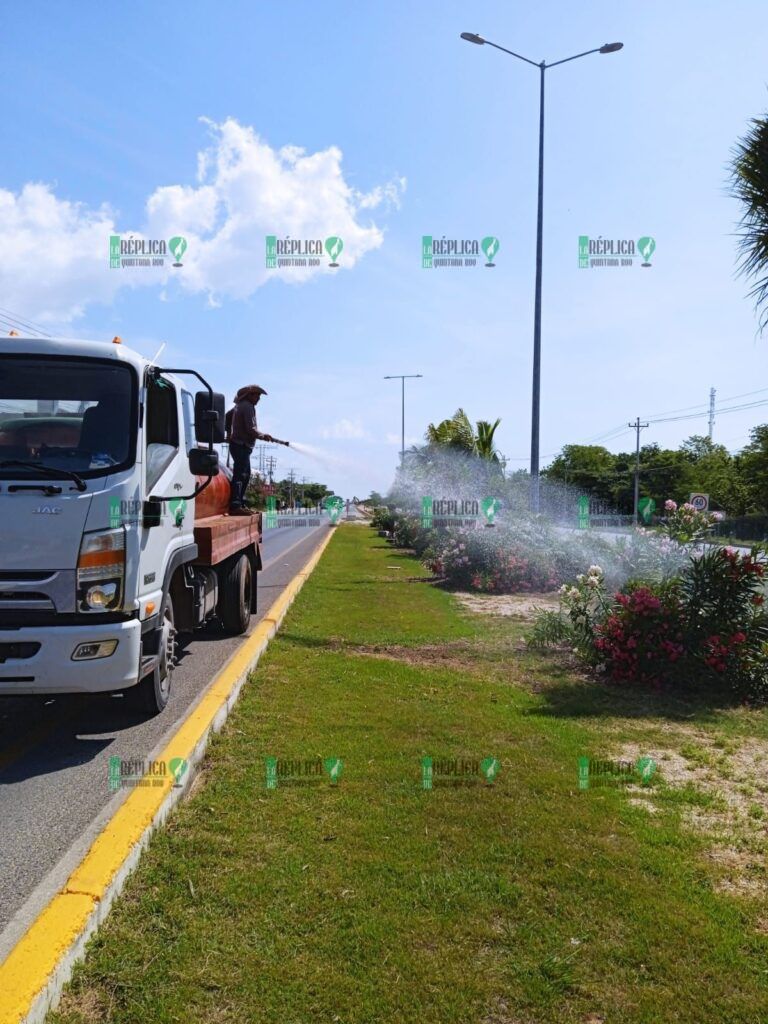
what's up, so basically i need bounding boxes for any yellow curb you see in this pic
[0,526,336,1024]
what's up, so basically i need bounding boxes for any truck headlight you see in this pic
[77,528,125,612]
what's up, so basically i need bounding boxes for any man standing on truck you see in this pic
[226,385,275,516]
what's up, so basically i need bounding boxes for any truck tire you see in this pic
[220,554,252,635]
[130,596,176,716]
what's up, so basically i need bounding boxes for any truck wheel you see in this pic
[220,554,252,635]
[130,596,176,715]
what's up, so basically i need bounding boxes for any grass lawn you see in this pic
[50,526,768,1024]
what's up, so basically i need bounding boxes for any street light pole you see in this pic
[384,374,423,466]
[460,33,623,513]
[530,61,545,513]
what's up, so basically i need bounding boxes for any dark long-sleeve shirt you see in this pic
[230,398,258,448]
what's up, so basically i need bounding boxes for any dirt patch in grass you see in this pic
[347,639,493,671]
[707,847,768,897]
[627,797,659,814]
[315,636,525,675]
[618,736,768,898]
[453,591,560,619]
[55,988,110,1024]
[481,998,531,1024]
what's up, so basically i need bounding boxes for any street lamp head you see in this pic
[599,42,623,53]
[460,31,485,45]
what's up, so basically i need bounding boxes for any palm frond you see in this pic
[730,113,768,332]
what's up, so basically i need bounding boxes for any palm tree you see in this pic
[423,409,502,461]
[730,112,768,332]
[474,418,501,463]
[425,408,476,453]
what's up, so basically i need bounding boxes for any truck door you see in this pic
[138,374,195,604]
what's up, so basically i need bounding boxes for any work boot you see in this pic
[229,507,253,516]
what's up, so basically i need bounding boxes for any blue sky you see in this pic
[2,0,768,498]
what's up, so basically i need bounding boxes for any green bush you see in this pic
[370,506,395,532]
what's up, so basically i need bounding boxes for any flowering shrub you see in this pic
[391,514,433,555]
[424,526,560,592]
[677,548,768,697]
[558,565,610,658]
[388,509,693,596]
[593,584,686,684]
[529,547,768,700]
[662,500,723,544]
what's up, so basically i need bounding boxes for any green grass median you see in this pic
[51,525,768,1024]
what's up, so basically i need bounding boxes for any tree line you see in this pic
[543,430,768,515]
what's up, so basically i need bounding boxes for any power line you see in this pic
[0,306,52,338]
[0,315,42,338]
[583,423,630,443]
[506,388,768,466]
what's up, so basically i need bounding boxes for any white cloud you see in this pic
[0,183,121,323]
[0,118,405,323]
[320,418,368,440]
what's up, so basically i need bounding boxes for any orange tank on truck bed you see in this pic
[194,468,232,520]
[192,469,262,568]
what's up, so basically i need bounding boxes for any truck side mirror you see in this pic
[189,447,220,477]
[194,391,226,444]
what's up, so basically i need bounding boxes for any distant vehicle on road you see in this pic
[0,336,263,715]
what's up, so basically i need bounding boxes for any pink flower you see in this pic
[664,499,677,512]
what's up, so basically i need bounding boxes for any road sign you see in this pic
[689,493,709,512]
[638,497,656,524]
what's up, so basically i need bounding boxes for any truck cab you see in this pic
[0,337,261,714]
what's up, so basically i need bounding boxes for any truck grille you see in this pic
[0,572,53,582]
[0,592,55,610]
[0,571,70,615]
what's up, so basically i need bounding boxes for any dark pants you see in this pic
[229,442,252,510]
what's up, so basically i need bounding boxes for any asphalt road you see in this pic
[0,515,332,962]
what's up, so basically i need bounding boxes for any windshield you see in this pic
[0,355,137,479]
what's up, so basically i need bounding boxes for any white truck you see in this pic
[0,336,262,714]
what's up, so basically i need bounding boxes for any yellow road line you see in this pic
[0,526,337,1024]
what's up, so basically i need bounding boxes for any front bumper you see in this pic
[0,618,142,695]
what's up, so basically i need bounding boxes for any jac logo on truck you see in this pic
[32,505,62,515]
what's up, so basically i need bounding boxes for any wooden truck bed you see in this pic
[193,512,263,567]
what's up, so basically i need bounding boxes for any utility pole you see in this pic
[265,456,277,483]
[287,468,296,507]
[628,417,649,524]
[384,374,423,466]
[708,387,716,440]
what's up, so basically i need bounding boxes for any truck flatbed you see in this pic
[193,512,263,567]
